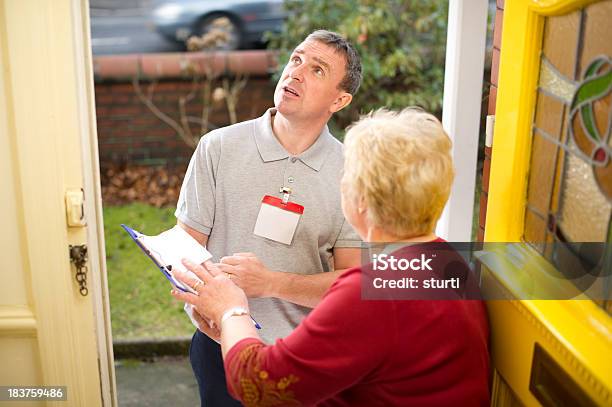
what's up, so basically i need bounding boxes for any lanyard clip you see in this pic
[280,186,292,204]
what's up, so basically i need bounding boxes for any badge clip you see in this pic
[280,186,292,204]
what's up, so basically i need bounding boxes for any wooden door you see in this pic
[0,0,115,405]
[484,0,611,405]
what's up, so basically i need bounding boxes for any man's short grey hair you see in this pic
[305,30,362,95]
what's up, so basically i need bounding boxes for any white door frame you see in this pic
[436,0,489,241]
[72,0,118,405]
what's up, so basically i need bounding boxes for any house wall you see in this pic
[93,52,277,166]
[478,0,504,241]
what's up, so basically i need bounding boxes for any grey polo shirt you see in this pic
[175,108,361,343]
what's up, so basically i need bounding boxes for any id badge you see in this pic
[253,195,304,245]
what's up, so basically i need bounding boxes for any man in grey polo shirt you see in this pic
[175,30,362,406]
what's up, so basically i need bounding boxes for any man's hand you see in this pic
[216,248,361,307]
[217,253,276,298]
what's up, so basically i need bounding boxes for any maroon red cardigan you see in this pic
[224,241,490,406]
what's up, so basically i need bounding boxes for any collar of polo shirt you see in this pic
[254,108,334,172]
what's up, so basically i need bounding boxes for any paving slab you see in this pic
[115,356,199,407]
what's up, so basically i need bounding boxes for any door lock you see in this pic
[65,188,87,227]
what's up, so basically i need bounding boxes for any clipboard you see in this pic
[121,224,262,330]
[121,224,208,294]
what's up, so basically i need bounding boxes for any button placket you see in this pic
[287,156,297,184]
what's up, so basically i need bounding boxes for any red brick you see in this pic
[477,227,485,242]
[482,157,491,193]
[100,142,132,150]
[96,117,117,128]
[96,93,113,104]
[110,105,141,116]
[110,83,135,93]
[144,127,175,138]
[485,146,492,158]
[112,94,131,104]
[95,107,110,116]
[149,81,183,92]
[94,84,110,94]
[479,193,488,228]
[493,9,504,50]
[491,48,500,86]
[488,85,497,115]
[130,116,160,126]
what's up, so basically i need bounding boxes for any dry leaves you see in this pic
[101,164,186,207]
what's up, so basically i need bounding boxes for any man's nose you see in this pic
[289,64,305,82]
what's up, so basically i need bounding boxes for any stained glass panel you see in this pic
[524,0,611,311]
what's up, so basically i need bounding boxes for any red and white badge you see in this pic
[253,194,304,245]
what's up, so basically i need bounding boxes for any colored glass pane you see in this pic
[550,114,569,214]
[524,210,547,251]
[557,151,611,242]
[579,1,612,80]
[539,58,577,104]
[542,10,581,80]
[527,130,559,215]
[534,90,565,137]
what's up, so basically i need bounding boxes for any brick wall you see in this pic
[478,0,504,241]
[94,51,277,167]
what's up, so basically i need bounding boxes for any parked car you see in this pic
[151,0,286,50]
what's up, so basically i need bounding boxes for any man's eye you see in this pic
[292,57,301,64]
[315,68,323,76]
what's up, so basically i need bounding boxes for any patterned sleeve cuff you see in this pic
[223,337,302,406]
[224,338,266,399]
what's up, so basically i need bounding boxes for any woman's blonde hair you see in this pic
[342,108,454,238]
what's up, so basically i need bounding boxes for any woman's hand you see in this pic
[172,259,249,328]
[190,306,221,342]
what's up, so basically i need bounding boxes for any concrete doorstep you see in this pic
[114,337,200,406]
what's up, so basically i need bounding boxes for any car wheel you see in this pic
[195,14,242,51]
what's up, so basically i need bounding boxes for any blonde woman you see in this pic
[172,108,490,406]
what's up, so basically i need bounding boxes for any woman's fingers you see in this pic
[173,268,203,291]
[170,287,199,306]
[181,259,214,283]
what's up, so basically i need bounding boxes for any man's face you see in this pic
[274,39,350,120]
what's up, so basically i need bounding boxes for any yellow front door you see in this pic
[0,0,115,405]
[485,0,611,405]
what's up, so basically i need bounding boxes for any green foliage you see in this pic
[104,203,195,339]
[267,0,448,129]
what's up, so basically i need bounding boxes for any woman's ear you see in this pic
[357,196,367,214]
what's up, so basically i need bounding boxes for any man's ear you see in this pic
[329,92,353,113]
